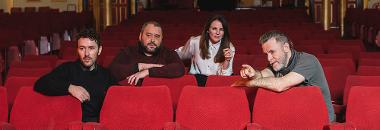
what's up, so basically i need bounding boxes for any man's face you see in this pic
[77,38,102,69]
[208,20,224,44]
[262,38,290,71]
[139,24,163,55]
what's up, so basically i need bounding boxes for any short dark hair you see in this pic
[259,30,293,49]
[140,21,162,34]
[77,28,101,47]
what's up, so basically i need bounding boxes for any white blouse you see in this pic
[175,36,235,76]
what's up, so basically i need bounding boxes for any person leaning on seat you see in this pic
[34,28,117,122]
[175,15,235,86]
[108,21,185,86]
[232,30,336,122]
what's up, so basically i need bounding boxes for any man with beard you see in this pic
[232,30,335,122]
[34,29,117,122]
[109,21,185,85]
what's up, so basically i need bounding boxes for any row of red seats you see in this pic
[345,8,380,45]
[0,11,92,49]
[1,66,379,122]
[1,85,379,129]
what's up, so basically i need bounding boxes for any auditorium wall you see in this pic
[0,0,12,12]
[12,0,78,12]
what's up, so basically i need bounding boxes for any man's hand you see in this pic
[240,64,256,79]
[126,69,149,85]
[68,84,90,103]
[138,63,164,71]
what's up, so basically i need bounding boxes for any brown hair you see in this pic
[199,15,232,63]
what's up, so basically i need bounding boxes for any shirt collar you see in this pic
[208,40,221,49]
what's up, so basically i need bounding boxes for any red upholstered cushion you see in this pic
[100,86,173,129]
[5,76,38,107]
[344,75,380,105]
[0,87,7,122]
[252,87,329,129]
[346,86,380,129]
[10,87,81,130]
[141,75,197,108]
[176,86,250,129]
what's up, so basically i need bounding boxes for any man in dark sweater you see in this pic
[34,29,116,122]
[109,21,185,85]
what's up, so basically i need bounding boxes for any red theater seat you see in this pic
[9,87,81,130]
[175,86,250,129]
[252,87,329,129]
[141,75,197,108]
[88,86,173,130]
[0,87,7,123]
[357,66,380,76]
[343,75,380,105]
[345,86,380,129]
[4,76,39,107]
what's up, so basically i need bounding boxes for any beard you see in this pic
[139,41,161,55]
[274,52,289,72]
[80,56,96,70]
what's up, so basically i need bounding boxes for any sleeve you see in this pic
[33,63,71,96]
[291,54,318,80]
[108,49,139,82]
[218,43,235,76]
[149,50,185,78]
[105,69,119,90]
[175,36,196,60]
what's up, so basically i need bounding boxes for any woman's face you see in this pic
[208,20,224,44]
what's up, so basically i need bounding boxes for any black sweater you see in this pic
[34,60,116,122]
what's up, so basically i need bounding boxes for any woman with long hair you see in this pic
[176,15,235,85]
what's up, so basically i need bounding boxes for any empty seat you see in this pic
[141,75,197,108]
[10,87,82,130]
[23,55,58,67]
[0,87,7,122]
[359,52,380,59]
[345,86,380,129]
[358,58,380,66]
[100,56,115,68]
[296,44,325,55]
[323,66,350,105]
[175,86,250,129]
[4,76,39,107]
[7,68,51,78]
[205,75,241,86]
[316,53,354,60]
[205,75,258,108]
[357,66,380,76]
[319,58,356,74]
[343,75,380,106]
[327,44,364,61]
[55,59,74,67]
[89,86,173,129]
[252,87,330,129]
[10,60,52,69]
